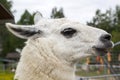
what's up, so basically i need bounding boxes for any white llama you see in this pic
[6,12,113,80]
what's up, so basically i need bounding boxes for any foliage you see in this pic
[0,5,35,57]
[87,9,114,33]
[1,9,36,57]
[0,0,26,57]
[0,25,25,57]
[0,0,12,11]
[0,71,14,80]
[87,5,120,52]
[17,10,34,25]
[112,31,120,51]
[0,0,17,57]
[51,7,65,19]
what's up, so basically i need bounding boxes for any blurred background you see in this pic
[0,0,120,80]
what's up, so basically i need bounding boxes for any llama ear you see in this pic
[34,12,43,24]
[6,23,42,39]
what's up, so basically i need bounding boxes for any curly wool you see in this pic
[14,39,75,80]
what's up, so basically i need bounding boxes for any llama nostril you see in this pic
[100,34,111,42]
[104,34,111,40]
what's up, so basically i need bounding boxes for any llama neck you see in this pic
[33,46,76,80]
[16,52,76,80]
[15,40,76,80]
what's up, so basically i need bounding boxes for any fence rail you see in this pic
[77,74,120,80]
[76,64,120,80]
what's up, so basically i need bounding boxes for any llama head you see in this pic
[6,12,114,64]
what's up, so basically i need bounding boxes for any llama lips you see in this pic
[92,46,109,56]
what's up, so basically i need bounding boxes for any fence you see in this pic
[76,52,120,80]
[77,74,120,80]
[76,64,120,80]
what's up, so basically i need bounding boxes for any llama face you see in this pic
[6,13,114,64]
[49,19,114,62]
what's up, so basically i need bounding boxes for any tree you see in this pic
[0,0,12,11]
[114,6,120,32]
[87,9,114,33]
[51,7,65,18]
[0,0,25,57]
[87,5,120,52]
[17,10,34,25]
[0,0,14,57]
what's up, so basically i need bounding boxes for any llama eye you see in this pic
[61,28,77,38]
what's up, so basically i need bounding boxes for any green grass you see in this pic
[0,63,15,80]
[0,71,14,80]
[76,68,107,77]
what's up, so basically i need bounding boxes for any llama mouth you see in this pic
[92,41,113,56]
[92,46,109,56]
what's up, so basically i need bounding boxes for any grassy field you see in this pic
[0,71,14,80]
[0,63,14,80]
